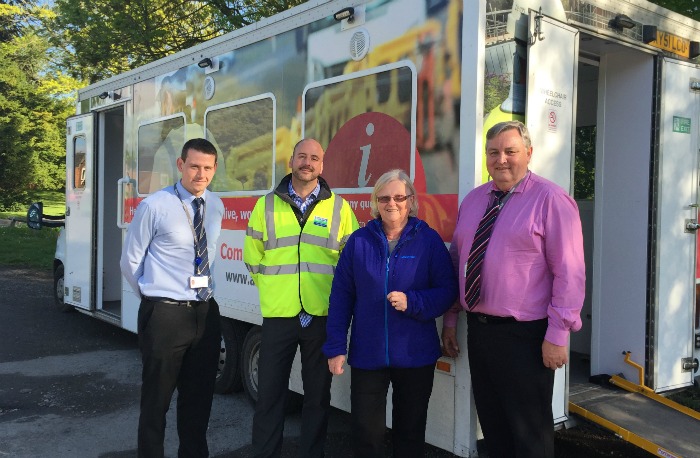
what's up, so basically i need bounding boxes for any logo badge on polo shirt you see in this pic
[313,216,328,227]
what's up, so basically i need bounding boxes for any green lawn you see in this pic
[0,225,59,270]
[0,189,65,220]
[0,190,63,270]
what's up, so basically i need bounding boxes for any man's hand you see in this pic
[442,326,459,358]
[328,355,346,375]
[542,340,568,370]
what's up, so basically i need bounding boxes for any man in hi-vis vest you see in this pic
[244,138,359,458]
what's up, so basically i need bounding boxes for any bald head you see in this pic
[289,138,325,189]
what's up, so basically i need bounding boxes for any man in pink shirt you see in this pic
[442,121,585,458]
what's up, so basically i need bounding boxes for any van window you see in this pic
[73,136,86,189]
[205,95,275,193]
[304,63,415,156]
[137,115,186,194]
[302,63,416,192]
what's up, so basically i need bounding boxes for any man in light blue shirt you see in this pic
[120,137,225,458]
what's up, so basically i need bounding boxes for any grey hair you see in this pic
[485,120,531,149]
[369,169,419,219]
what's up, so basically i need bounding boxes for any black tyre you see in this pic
[239,325,304,412]
[242,326,262,403]
[215,319,246,394]
[53,264,73,312]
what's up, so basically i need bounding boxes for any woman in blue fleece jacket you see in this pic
[323,169,458,458]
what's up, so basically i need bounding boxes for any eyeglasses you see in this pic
[376,194,413,203]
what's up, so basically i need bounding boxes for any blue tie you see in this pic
[299,311,312,328]
[193,197,212,301]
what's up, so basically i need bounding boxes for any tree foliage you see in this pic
[574,126,596,200]
[654,0,700,22]
[48,0,306,83]
[0,1,78,210]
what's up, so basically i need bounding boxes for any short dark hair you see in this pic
[181,138,218,162]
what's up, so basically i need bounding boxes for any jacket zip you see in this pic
[375,218,422,367]
[384,251,390,366]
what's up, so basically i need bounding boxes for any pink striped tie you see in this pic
[464,191,505,309]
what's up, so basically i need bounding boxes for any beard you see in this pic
[292,167,318,183]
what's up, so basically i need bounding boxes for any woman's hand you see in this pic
[387,291,408,312]
[328,355,346,375]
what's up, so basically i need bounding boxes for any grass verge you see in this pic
[0,225,59,270]
[0,190,65,220]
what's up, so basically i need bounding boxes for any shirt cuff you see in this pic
[544,325,569,347]
[442,309,460,328]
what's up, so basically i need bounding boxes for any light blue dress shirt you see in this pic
[120,181,225,300]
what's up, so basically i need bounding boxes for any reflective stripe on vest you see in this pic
[245,262,335,276]
[263,191,344,251]
[246,226,263,240]
[264,192,277,247]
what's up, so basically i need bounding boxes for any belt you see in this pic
[468,312,517,324]
[144,296,208,307]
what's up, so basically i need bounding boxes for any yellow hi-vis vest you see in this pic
[244,190,358,318]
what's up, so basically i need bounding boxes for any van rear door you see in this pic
[526,9,580,423]
[64,113,96,311]
[652,57,700,391]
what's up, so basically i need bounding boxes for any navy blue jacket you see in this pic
[323,217,458,369]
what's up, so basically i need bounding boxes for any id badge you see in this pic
[189,275,209,289]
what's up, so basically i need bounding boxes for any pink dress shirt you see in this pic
[444,172,585,346]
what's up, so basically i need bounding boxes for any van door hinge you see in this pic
[684,219,699,233]
[530,8,545,45]
[681,357,699,372]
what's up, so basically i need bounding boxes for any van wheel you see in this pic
[242,326,261,403]
[53,264,73,312]
[215,319,245,394]
[239,325,304,412]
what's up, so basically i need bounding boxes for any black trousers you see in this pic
[252,316,332,458]
[350,365,435,458]
[137,297,221,458]
[467,315,555,458]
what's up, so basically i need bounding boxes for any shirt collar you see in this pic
[288,179,320,200]
[175,180,206,202]
[486,170,531,194]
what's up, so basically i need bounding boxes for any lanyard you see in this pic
[173,183,206,260]
[492,170,529,209]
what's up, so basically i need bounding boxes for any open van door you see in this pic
[525,10,579,422]
[64,113,96,311]
[652,58,699,391]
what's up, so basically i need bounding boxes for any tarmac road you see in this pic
[0,265,429,457]
[0,265,651,457]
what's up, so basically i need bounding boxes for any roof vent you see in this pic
[349,28,370,61]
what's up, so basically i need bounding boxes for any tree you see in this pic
[48,0,306,83]
[1,1,26,42]
[653,0,700,22]
[0,2,78,210]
